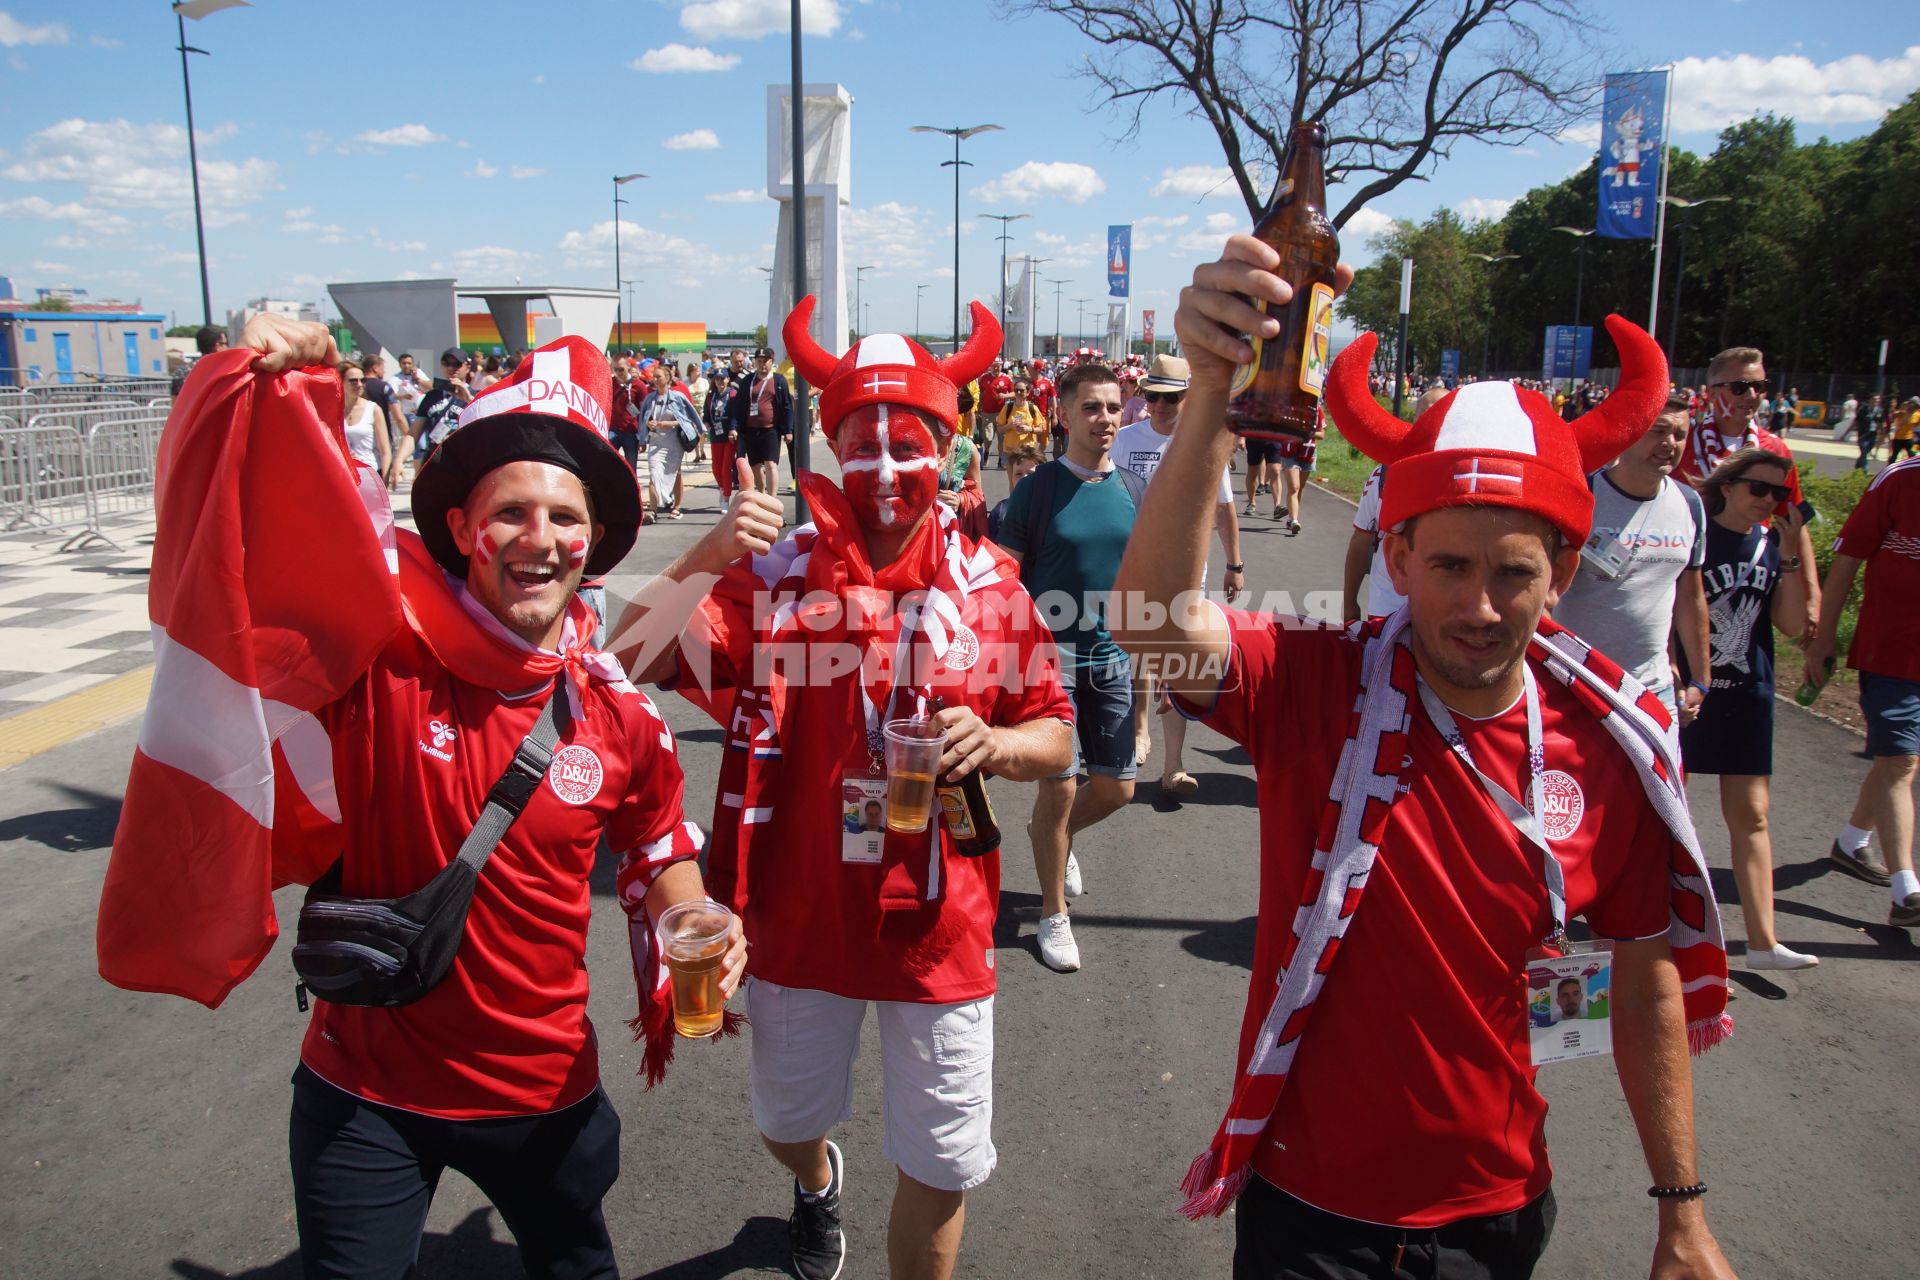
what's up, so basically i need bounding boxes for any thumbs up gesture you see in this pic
[692,458,786,573]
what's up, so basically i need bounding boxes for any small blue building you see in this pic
[0,307,169,386]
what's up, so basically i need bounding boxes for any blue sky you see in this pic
[1,0,1915,339]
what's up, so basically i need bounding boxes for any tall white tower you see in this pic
[767,83,852,364]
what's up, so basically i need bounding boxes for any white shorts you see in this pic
[744,978,996,1192]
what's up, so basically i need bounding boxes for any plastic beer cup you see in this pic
[883,717,946,834]
[658,899,734,1038]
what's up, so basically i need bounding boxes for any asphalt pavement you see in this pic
[0,451,1913,1279]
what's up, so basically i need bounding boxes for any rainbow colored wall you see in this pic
[455,313,708,355]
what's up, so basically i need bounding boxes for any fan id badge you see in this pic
[1525,941,1615,1066]
[841,776,888,864]
[1579,530,1632,580]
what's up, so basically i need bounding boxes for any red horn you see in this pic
[1573,315,1671,473]
[781,295,838,390]
[1325,332,1413,463]
[940,301,1001,387]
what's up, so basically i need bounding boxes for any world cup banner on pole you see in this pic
[1142,309,1156,344]
[1107,225,1132,297]
[1597,71,1668,239]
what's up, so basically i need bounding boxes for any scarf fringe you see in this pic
[627,1004,748,1089]
[1687,1010,1735,1056]
[1178,1148,1249,1221]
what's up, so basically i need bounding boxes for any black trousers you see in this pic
[289,1064,621,1280]
[1233,1176,1556,1280]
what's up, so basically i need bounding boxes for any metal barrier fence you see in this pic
[0,411,165,551]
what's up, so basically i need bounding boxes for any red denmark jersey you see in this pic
[977,372,1016,416]
[674,562,1070,1004]
[300,630,694,1119]
[1835,456,1920,682]
[1029,374,1056,417]
[1183,613,1671,1227]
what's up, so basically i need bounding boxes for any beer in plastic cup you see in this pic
[658,899,734,1038]
[884,717,946,834]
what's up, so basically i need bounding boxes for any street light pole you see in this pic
[1467,251,1520,378]
[910,123,1003,348]
[1051,279,1071,354]
[914,283,927,344]
[977,214,1031,358]
[1073,297,1092,347]
[172,0,251,328]
[854,264,876,342]
[1551,227,1595,331]
[1657,195,1731,360]
[612,173,647,345]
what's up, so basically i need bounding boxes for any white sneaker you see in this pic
[1038,912,1081,972]
[1745,943,1819,971]
[1064,851,1084,897]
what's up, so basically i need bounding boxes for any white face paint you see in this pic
[836,403,942,532]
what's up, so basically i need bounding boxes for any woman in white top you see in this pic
[637,364,698,519]
[339,359,392,476]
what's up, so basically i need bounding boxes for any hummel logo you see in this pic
[429,720,457,748]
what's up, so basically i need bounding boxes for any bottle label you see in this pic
[1298,283,1335,397]
[1228,300,1269,400]
[937,787,976,839]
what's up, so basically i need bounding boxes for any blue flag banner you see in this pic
[1597,71,1667,240]
[1107,225,1131,297]
[1542,326,1595,381]
[1440,349,1461,385]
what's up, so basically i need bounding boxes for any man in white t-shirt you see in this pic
[1112,354,1242,796]
[1550,393,1711,726]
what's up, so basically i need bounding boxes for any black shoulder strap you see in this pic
[453,688,570,875]
[1113,462,1148,510]
[1016,460,1063,591]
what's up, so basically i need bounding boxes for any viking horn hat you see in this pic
[782,295,1001,437]
[1323,314,1669,546]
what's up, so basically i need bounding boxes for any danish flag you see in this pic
[1453,456,1525,495]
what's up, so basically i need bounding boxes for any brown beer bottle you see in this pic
[930,697,1000,857]
[1224,121,1341,440]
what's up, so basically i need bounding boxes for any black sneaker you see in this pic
[1892,896,1920,930]
[788,1140,846,1280]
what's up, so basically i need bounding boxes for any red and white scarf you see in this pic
[679,472,1013,916]
[1179,608,1733,1218]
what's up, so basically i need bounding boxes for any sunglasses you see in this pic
[1711,379,1768,396]
[1737,478,1790,501]
[1144,390,1184,405]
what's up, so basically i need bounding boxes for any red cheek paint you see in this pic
[476,531,500,566]
[567,537,590,569]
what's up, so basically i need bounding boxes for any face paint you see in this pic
[567,537,589,569]
[475,530,500,566]
[835,404,941,534]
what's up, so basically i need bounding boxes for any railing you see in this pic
[0,411,166,551]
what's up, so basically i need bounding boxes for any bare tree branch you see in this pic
[1001,0,1603,228]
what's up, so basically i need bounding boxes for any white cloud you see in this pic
[1454,196,1515,223]
[680,0,844,40]
[1556,122,1602,148]
[634,43,740,72]
[45,233,88,249]
[0,195,132,235]
[1150,165,1239,200]
[1342,207,1395,249]
[90,34,121,49]
[706,188,761,203]
[31,259,71,274]
[1668,46,1920,132]
[971,161,1106,205]
[1174,212,1249,253]
[1136,214,1190,228]
[558,218,748,280]
[663,129,721,151]
[373,235,427,253]
[284,206,312,220]
[532,74,545,84]
[843,202,939,268]
[444,245,542,279]
[510,165,545,180]
[468,160,498,178]
[352,124,446,148]
[1,118,276,215]
[0,13,67,46]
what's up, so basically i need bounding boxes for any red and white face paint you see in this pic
[834,404,942,534]
[475,531,501,567]
[566,537,590,570]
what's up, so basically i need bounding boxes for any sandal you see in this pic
[1161,771,1200,797]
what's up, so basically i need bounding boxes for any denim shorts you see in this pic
[1860,672,1920,758]
[1058,654,1138,780]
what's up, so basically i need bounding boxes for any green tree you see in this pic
[1340,208,1503,373]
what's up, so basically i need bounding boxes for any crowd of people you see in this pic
[100,228,1920,1280]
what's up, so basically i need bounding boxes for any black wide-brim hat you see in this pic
[410,336,641,578]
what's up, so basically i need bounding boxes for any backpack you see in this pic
[1009,458,1147,592]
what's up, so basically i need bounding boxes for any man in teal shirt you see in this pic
[1000,361,1141,972]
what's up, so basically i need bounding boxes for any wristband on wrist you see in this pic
[1226,562,1245,573]
[1648,1183,1708,1200]
[1687,679,1711,697]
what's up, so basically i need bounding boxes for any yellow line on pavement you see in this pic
[0,665,153,771]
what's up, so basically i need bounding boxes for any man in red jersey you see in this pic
[1027,356,1056,422]
[107,316,747,1280]
[613,299,1071,1280]
[1674,345,1820,641]
[1112,236,1736,1280]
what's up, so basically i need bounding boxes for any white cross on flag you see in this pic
[1453,457,1525,495]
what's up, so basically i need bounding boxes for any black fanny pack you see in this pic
[291,691,566,1010]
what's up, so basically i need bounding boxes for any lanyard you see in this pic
[1417,664,1569,948]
